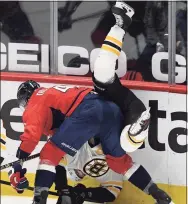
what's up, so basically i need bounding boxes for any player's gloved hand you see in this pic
[8,163,29,194]
[57,184,86,204]
[16,147,30,159]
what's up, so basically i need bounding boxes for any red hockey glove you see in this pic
[9,163,29,194]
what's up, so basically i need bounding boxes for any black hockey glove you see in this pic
[57,184,86,204]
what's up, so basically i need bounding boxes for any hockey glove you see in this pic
[57,184,86,204]
[9,163,29,194]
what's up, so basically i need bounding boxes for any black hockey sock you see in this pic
[125,164,152,192]
[34,169,55,191]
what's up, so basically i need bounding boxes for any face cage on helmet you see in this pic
[17,84,34,109]
[18,98,28,109]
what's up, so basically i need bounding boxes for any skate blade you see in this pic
[116,1,135,18]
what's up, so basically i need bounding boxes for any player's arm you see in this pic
[59,184,118,204]
[17,109,47,159]
[68,178,123,203]
[79,185,118,203]
[59,170,123,203]
[55,165,120,203]
[9,111,45,194]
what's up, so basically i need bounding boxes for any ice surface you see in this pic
[1,196,98,204]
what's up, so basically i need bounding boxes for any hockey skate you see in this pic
[112,1,135,31]
[120,108,150,152]
[32,190,48,204]
[128,108,150,137]
[149,183,175,204]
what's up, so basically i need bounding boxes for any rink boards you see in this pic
[0,73,187,204]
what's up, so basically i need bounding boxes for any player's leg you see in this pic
[32,141,66,204]
[98,100,125,157]
[54,165,68,204]
[124,161,174,204]
[98,100,135,175]
[93,1,133,84]
[49,93,104,156]
[93,1,150,154]
[32,93,108,204]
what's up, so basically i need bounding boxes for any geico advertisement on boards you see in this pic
[0,42,187,83]
[0,80,187,186]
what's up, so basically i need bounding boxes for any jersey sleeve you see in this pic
[19,107,48,154]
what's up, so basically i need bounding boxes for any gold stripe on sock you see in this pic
[106,36,122,47]
[129,134,146,144]
[102,44,120,56]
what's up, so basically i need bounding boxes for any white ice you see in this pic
[1,196,97,204]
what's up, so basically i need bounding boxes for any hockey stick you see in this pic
[0,153,40,171]
[0,180,101,203]
[0,180,58,196]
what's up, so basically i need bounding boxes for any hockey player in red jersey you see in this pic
[9,2,174,204]
[11,80,129,204]
[9,2,150,204]
[16,84,92,155]
[9,2,152,204]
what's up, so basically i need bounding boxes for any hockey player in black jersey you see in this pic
[91,1,174,204]
[52,2,174,204]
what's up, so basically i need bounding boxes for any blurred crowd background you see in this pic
[0,1,187,85]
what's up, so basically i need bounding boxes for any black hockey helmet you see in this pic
[17,80,40,108]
